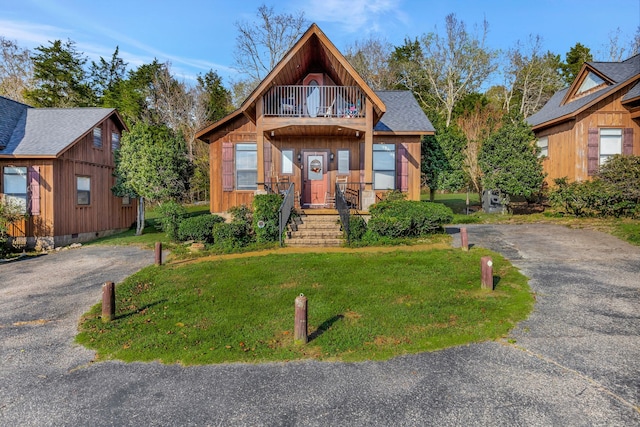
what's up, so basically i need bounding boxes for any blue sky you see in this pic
[1,0,638,87]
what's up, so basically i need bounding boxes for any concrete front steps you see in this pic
[286,212,344,247]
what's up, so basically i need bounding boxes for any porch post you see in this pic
[363,100,374,191]
[256,96,266,192]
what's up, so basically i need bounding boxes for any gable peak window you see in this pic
[577,72,605,95]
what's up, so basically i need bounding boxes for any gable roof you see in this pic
[527,54,640,129]
[241,23,386,122]
[374,91,434,134]
[0,96,125,158]
[0,96,31,150]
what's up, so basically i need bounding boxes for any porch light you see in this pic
[297,153,301,161]
[356,131,360,137]
[330,153,334,161]
[270,131,275,137]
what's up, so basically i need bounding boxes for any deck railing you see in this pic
[278,183,295,247]
[264,85,366,118]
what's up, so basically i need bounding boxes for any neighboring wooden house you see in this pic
[0,96,136,249]
[196,24,434,214]
[527,54,640,183]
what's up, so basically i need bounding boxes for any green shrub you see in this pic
[347,215,367,242]
[154,201,186,241]
[549,176,636,218]
[252,194,283,243]
[0,199,26,257]
[212,221,252,251]
[176,214,225,243]
[368,200,454,238]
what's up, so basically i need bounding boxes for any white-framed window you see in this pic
[93,127,102,148]
[111,131,120,151]
[337,149,350,175]
[236,143,257,190]
[600,128,622,165]
[281,149,294,175]
[77,176,91,205]
[3,166,27,213]
[537,137,548,158]
[373,144,395,190]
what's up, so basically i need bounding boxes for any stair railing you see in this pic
[278,183,295,246]
[335,182,351,245]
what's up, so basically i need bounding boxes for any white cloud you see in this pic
[0,20,73,47]
[302,0,408,34]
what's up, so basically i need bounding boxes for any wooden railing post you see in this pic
[102,281,115,322]
[294,294,308,345]
[155,242,162,266]
[481,257,493,290]
[460,227,469,251]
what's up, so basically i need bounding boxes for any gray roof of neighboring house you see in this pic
[374,90,435,133]
[0,97,117,157]
[527,54,640,127]
[623,81,640,101]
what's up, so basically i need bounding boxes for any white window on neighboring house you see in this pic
[537,137,548,158]
[3,166,27,213]
[235,143,257,190]
[77,176,91,205]
[337,150,350,175]
[93,127,102,148]
[373,144,395,190]
[600,129,622,165]
[281,149,294,175]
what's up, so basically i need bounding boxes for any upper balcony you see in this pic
[263,85,366,119]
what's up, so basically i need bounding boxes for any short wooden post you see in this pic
[294,294,308,344]
[481,256,493,290]
[155,242,162,266]
[102,281,115,322]
[460,227,469,251]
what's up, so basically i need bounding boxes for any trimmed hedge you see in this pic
[367,200,454,238]
[252,194,283,243]
[177,214,225,243]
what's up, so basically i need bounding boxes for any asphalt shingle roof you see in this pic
[0,96,30,149]
[374,90,435,133]
[527,54,640,127]
[0,96,116,157]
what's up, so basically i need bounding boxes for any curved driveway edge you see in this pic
[1,226,639,426]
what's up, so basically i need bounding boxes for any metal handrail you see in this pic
[278,183,295,246]
[335,182,351,245]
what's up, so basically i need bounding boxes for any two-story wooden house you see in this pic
[0,96,136,249]
[527,54,639,183]
[196,24,434,214]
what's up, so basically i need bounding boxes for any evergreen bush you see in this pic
[177,214,225,243]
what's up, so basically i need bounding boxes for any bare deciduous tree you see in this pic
[419,14,497,127]
[233,4,307,83]
[502,35,563,118]
[344,36,394,90]
[0,37,33,103]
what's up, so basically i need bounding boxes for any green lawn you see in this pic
[77,246,533,365]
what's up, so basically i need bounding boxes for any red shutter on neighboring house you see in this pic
[396,144,408,192]
[623,128,634,155]
[263,140,272,184]
[28,166,40,216]
[587,128,599,176]
[222,142,234,191]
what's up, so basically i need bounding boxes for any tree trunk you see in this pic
[430,188,435,202]
[136,197,145,235]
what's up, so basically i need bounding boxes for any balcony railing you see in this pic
[264,85,365,118]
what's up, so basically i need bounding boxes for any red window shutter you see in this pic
[222,142,234,191]
[587,128,599,176]
[28,166,40,216]
[396,144,408,192]
[623,128,634,155]
[263,140,272,184]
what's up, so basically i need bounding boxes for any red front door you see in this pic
[302,152,328,207]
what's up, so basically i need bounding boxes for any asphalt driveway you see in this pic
[0,225,638,426]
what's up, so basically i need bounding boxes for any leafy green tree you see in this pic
[560,43,592,86]
[598,154,640,207]
[89,46,127,100]
[113,124,193,234]
[25,39,95,107]
[421,119,467,199]
[196,70,232,124]
[479,118,546,206]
